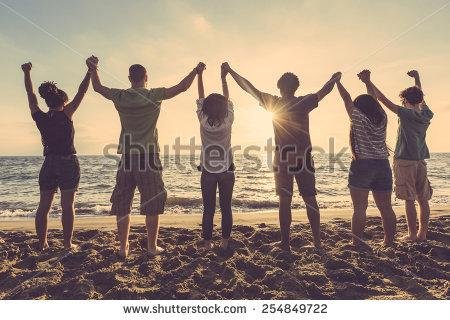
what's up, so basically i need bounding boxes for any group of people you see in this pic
[21,56,433,258]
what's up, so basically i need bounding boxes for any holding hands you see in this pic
[332,71,342,82]
[221,62,230,79]
[86,55,99,71]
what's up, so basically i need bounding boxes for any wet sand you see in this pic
[0,208,449,299]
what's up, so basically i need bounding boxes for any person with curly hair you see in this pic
[361,69,434,242]
[21,61,91,251]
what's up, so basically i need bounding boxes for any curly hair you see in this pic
[399,86,423,105]
[277,72,300,94]
[202,93,229,127]
[38,81,68,109]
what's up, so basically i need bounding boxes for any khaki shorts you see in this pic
[110,154,167,216]
[393,159,432,201]
[273,152,317,198]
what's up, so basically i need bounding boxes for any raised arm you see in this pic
[358,70,400,114]
[224,63,266,103]
[407,70,422,90]
[407,69,429,106]
[316,72,341,102]
[21,62,40,115]
[86,56,113,99]
[164,63,204,100]
[357,70,377,98]
[64,68,91,118]
[336,78,353,118]
[197,63,205,99]
[221,63,229,99]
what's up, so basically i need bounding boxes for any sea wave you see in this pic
[1,154,448,218]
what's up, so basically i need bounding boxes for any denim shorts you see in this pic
[39,154,80,192]
[348,159,392,192]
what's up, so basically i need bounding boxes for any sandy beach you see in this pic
[0,207,449,300]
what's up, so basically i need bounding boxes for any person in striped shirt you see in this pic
[336,72,397,248]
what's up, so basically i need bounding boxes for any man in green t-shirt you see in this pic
[361,69,433,242]
[87,55,204,258]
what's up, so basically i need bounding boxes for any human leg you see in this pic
[60,190,76,249]
[350,188,370,247]
[218,172,235,249]
[35,191,55,250]
[373,191,397,246]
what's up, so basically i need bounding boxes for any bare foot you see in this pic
[220,238,230,250]
[313,240,322,250]
[417,230,427,242]
[118,243,129,259]
[400,234,417,242]
[38,242,49,252]
[382,240,395,248]
[64,243,78,251]
[148,246,165,257]
[197,240,212,251]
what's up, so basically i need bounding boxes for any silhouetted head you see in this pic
[38,81,68,109]
[128,64,148,86]
[277,72,300,97]
[202,93,228,126]
[400,86,423,108]
[353,94,386,126]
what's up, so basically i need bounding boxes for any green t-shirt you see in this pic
[108,87,166,154]
[394,105,433,160]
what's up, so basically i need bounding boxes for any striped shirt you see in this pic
[350,108,389,159]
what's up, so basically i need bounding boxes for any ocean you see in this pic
[0,153,449,218]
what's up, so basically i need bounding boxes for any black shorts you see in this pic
[39,155,80,192]
[348,159,392,192]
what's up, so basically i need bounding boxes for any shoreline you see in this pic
[1,206,449,231]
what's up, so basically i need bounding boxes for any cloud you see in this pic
[192,15,212,33]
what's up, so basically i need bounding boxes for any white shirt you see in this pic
[196,98,234,173]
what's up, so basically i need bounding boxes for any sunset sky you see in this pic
[1,0,449,155]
